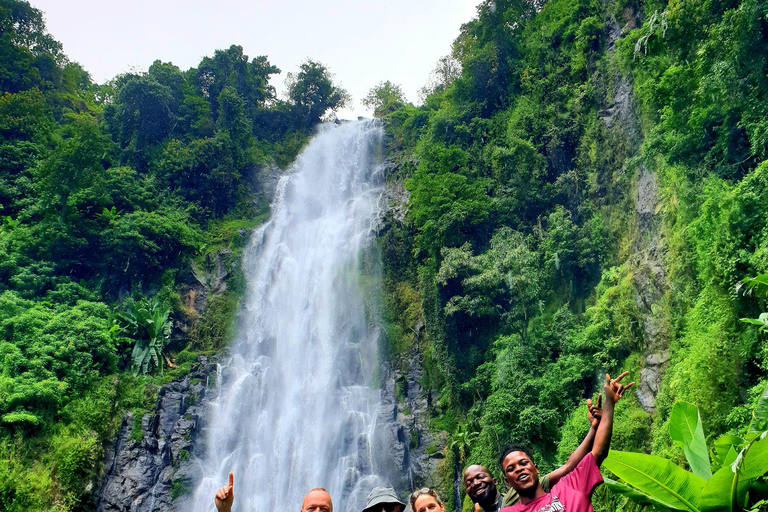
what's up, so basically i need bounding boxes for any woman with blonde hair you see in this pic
[410,488,444,512]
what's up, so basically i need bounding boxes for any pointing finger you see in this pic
[597,393,602,408]
[612,371,630,384]
[228,472,234,489]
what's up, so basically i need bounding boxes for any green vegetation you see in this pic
[0,0,349,510]
[372,0,768,509]
[604,393,768,511]
[2,0,768,508]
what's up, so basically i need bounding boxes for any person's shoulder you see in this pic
[540,472,551,492]
[575,452,598,471]
[553,451,603,494]
[502,487,519,507]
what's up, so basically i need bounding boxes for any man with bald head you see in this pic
[463,399,603,512]
[214,473,333,512]
[300,487,333,512]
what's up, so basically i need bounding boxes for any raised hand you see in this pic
[603,371,635,403]
[215,472,234,512]
[586,394,602,428]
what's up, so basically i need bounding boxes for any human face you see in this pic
[413,494,444,512]
[302,490,333,512]
[371,505,401,512]
[463,465,497,503]
[502,451,539,494]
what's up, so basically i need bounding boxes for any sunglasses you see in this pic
[410,488,440,508]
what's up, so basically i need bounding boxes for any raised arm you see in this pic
[592,372,634,466]
[546,396,602,484]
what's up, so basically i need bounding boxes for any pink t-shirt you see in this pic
[499,453,603,512]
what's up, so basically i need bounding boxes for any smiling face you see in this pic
[463,465,498,504]
[301,489,333,512]
[501,451,540,496]
[413,494,445,512]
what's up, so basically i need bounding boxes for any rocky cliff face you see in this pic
[93,360,219,512]
[372,178,448,504]
[374,353,447,498]
[601,8,671,412]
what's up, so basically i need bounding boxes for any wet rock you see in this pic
[356,433,373,474]
[94,361,217,512]
[257,163,283,203]
[637,353,669,411]
[337,343,364,386]
[374,180,409,233]
[373,350,446,497]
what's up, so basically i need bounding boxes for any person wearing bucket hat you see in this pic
[361,486,406,512]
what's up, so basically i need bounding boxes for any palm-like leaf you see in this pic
[748,384,768,435]
[698,465,737,512]
[120,297,172,375]
[603,451,707,512]
[604,477,676,511]
[670,401,712,479]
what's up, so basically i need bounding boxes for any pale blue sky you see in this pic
[32,0,479,118]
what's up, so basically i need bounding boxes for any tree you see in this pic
[419,55,461,101]
[110,75,175,154]
[0,0,64,93]
[196,45,280,121]
[437,227,543,335]
[286,59,350,128]
[34,112,112,223]
[363,81,407,117]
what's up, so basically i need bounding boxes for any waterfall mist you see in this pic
[187,121,389,512]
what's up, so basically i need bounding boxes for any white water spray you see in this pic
[187,121,389,512]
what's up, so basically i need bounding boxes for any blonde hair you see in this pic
[410,488,442,510]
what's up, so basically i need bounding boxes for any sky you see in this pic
[31,0,480,119]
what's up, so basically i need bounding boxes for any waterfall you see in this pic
[187,121,389,512]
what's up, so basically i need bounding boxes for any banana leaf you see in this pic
[748,384,768,435]
[723,446,739,468]
[604,477,677,511]
[604,451,707,512]
[671,401,712,479]
[741,434,768,480]
[713,435,744,468]
[698,465,736,511]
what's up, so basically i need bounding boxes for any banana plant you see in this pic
[739,274,768,332]
[118,296,172,376]
[603,385,768,512]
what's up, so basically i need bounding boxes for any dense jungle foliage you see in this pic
[2,0,768,509]
[371,0,768,510]
[0,1,349,509]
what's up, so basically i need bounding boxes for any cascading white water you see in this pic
[188,121,389,512]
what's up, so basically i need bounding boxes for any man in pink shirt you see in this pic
[499,372,633,512]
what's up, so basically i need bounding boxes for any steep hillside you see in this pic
[0,1,349,510]
[373,0,768,509]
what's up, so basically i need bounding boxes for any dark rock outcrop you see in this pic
[373,351,447,497]
[94,360,218,512]
[256,162,283,204]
